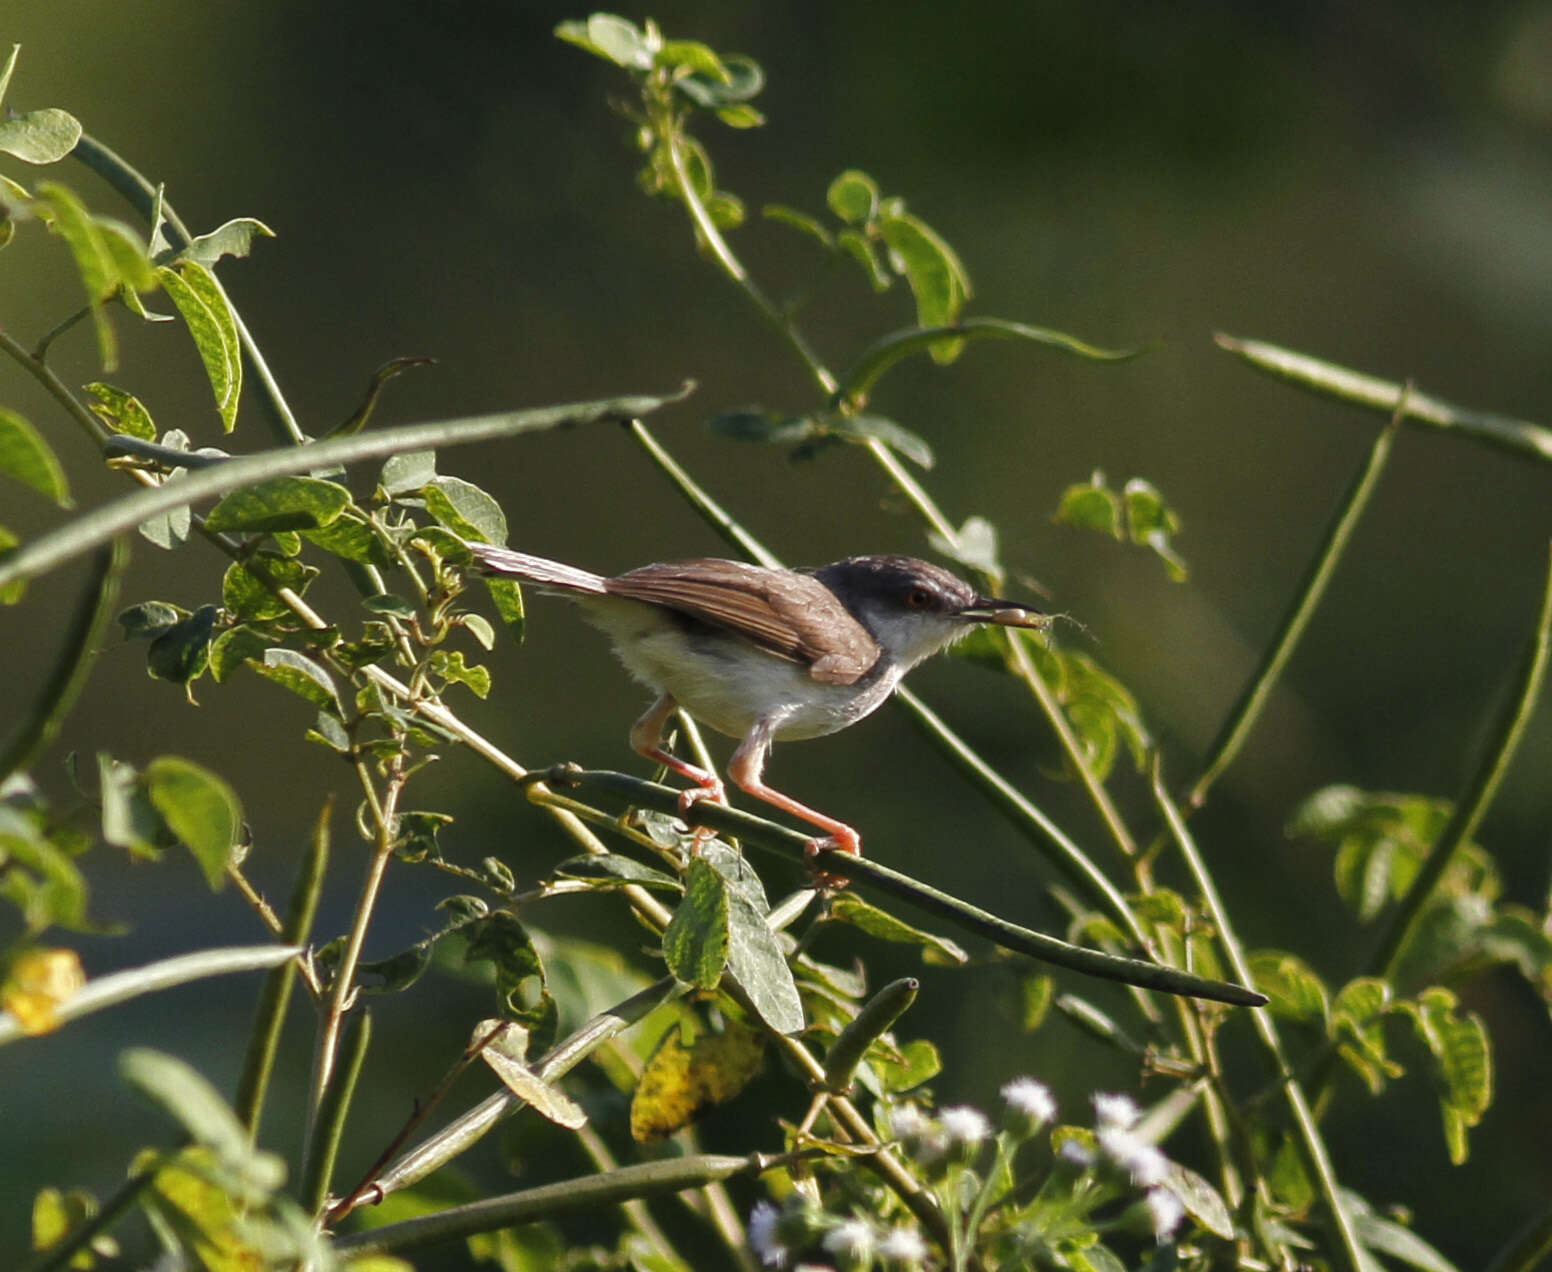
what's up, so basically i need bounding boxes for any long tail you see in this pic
[466,544,607,595]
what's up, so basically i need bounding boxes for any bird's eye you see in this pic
[906,586,932,608]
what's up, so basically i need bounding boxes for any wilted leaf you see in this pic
[630,1018,764,1141]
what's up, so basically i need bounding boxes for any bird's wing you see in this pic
[605,559,880,685]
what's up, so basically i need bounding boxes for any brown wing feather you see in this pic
[604,559,879,685]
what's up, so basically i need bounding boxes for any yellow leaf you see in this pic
[2,948,85,1034]
[629,1019,764,1142]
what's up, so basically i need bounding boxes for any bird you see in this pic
[467,546,1045,873]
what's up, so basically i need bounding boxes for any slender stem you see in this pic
[1368,539,1552,981]
[1186,408,1402,809]
[0,323,111,446]
[557,766,1262,1007]
[1150,762,1366,1271]
[235,797,331,1138]
[71,130,307,445]
[303,759,403,1175]
[1216,332,1552,466]
[302,1006,373,1213]
[894,687,1144,942]
[651,98,837,395]
[0,537,127,780]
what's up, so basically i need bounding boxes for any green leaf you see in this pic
[175,217,275,268]
[707,409,816,447]
[84,382,156,440]
[205,476,351,533]
[483,576,525,642]
[675,53,765,108]
[828,893,968,965]
[761,203,832,247]
[207,625,266,682]
[555,13,653,69]
[463,911,556,1044]
[428,649,491,699]
[0,43,16,109]
[555,853,681,891]
[827,413,935,469]
[299,515,389,565]
[827,169,879,224]
[382,449,436,495]
[1406,986,1492,1164]
[655,39,728,80]
[0,407,70,507]
[835,227,891,293]
[1343,1188,1460,1272]
[94,217,156,296]
[715,102,765,128]
[422,475,508,545]
[121,1049,284,1192]
[144,756,242,889]
[118,599,185,639]
[147,604,217,687]
[1166,1162,1236,1240]
[928,515,1000,575]
[0,107,82,164]
[251,648,341,710]
[878,210,971,363]
[1054,476,1123,537]
[156,261,240,431]
[390,810,453,862]
[663,859,730,990]
[1330,977,1401,1094]
[1247,950,1329,1025]
[98,753,171,858]
[35,182,119,367]
[721,876,803,1036]
[1122,478,1187,581]
[221,553,318,622]
[357,944,433,994]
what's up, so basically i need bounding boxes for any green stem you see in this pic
[1150,762,1366,1271]
[1369,540,1552,981]
[71,130,307,446]
[332,1154,764,1257]
[302,1006,372,1214]
[559,765,1262,1007]
[0,323,111,446]
[1187,411,1401,809]
[0,538,127,780]
[234,797,330,1139]
[652,100,837,394]
[1216,332,1552,465]
[22,1167,157,1272]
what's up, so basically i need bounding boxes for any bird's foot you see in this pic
[803,828,861,890]
[678,780,727,853]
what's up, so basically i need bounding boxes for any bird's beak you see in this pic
[960,597,1047,629]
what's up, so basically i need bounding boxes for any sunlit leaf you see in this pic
[144,756,242,890]
[0,108,82,163]
[0,408,70,507]
[663,859,729,991]
[205,476,350,533]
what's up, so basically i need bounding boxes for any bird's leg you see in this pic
[630,694,724,848]
[727,721,859,888]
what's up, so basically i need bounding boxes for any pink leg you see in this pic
[630,696,724,844]
[727,722,860,886]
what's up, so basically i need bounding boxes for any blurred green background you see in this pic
[3,1,1551,1264]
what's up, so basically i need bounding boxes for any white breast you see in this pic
[575,595,901,740]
